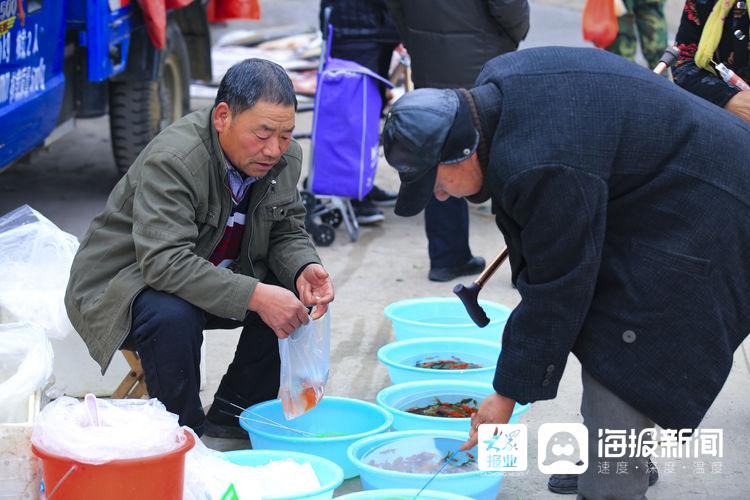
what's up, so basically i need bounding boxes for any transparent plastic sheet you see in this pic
[182,429,321,499]
[278,311,331,420]
[0,205,79,338]
[0,322,53,423]
[30,396,185,464]
[183,429,262,500]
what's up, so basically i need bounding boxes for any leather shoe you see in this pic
[547,459,659,495]
[203,419,249,439]
[366,185,398,207]
[428,256,486,282]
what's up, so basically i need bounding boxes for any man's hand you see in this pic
[248,282,309,339]
[296,264,335,320]
[460,392,517,451]
[725,90,750,124]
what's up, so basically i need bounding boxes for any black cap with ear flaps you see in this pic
[382,89,479,217]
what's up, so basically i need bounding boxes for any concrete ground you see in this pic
[1,1,746,498]
[200,2,749,499]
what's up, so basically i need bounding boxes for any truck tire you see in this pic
[109,22,191,175]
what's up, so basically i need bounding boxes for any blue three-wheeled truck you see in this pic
[0,0,213,175]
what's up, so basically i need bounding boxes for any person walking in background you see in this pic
[673,0,750,124]
[608,0,668,69]
[319,0,401,225]
[385,0,530,282]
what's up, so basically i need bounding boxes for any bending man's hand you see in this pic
[248,283,309,339]
[725,90,750,124]
[460,393,517,451]
[296,264,335,320]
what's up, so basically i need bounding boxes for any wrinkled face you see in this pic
[214,100,295,177]
[433,152,483,201]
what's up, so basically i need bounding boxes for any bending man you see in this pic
[382,46,750,499]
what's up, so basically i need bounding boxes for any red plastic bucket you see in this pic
[32,431,194,500]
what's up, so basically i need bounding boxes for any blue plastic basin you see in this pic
[347,430,502,500]
[377,337,500,384]
[240,397,393,479]
[376,380,530,432]
[384,297,511,342]
[335,489,473,499]
[223,449,344,499]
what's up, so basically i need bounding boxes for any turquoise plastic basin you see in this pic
[347,430,502,500]
[384,297,511,342]
[377,337,500,384]
[376,380,530,432]
[335,489,473,499]
[239,397,393,479]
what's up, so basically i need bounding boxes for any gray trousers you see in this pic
[577,369,653,500]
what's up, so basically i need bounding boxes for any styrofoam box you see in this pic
[50,332,207,397]
[0,392,42,499]
[1,303,206,397]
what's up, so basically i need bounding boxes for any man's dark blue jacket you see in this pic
[473,47,750,430]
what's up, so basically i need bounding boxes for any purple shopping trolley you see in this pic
[306,25,392,242]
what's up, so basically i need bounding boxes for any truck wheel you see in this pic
[109,22,191,175]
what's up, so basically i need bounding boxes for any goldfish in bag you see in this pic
[277,311,331,420]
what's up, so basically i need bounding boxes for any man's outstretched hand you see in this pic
[296,264,335,320]
[461,392,517,451]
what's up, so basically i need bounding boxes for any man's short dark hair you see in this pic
[215,58,297,114]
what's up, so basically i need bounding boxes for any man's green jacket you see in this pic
[64,107,321,373]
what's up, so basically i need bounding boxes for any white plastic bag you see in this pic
[183,429,260,500]
[31,396,184,463]
[0,322,53,423]
[0,205,79,338]
[278,311,331,420]
[183,428,320,500]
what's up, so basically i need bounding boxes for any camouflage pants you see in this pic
[607,0,667,69]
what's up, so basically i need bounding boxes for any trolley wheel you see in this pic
[321,209,343,228]
[311,223,335,247]
[300,191,318,213]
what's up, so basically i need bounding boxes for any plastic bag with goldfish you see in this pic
[278,310,331,420]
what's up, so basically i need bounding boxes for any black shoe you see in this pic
[203,419,249,439]
[547,459,659,495]
[352,199,384,225]
[428,256,486,282]
[204,403,250,439]
[647,458,659,486]
[366,185,398,207]
[547,473,579,495]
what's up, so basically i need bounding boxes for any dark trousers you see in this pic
[425,196,472,268]
[121,288,280,436]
